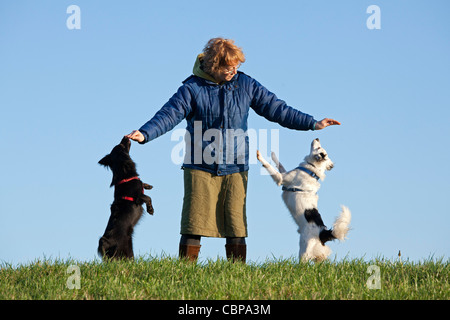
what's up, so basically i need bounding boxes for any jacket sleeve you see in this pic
[138,84,193,143]
[249,77,316,131]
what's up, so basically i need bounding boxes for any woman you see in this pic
[126,38,340,262]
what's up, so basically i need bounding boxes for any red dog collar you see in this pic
[117,176,140,185]
[117,176,142,202]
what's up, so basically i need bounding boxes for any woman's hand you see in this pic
[125,130,145,143]
[315,118,341,130]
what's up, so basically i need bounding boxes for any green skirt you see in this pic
[180,168,248,238]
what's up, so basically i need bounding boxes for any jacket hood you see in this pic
[193,53,220,84]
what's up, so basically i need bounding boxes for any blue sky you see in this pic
[1,0,449,266]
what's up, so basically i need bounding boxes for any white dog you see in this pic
[257,138,351,262]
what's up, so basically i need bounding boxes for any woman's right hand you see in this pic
[125,130,145,143]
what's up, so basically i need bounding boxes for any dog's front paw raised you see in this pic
[256,150,262,161]
[146,204,154,215]
[140,194,154,215]
[256,150,270,168]
[143,183,153,190]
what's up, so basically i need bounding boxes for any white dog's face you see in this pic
[308,138,334,171]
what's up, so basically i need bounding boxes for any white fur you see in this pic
[257,139,351,262]
[332,205,351,241]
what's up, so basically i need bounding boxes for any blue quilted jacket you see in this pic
[138,71,317,176]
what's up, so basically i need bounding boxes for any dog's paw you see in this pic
[145,200,155,215]
[256,150,264,162]
[143,183,153,190]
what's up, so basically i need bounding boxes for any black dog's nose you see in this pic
[120,136,131,152]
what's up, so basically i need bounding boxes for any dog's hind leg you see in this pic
[126,235,134,259]
[300,239,316,262]
[120,226,135,259]
[98,237,118,260]
[98,237,107,258]
[298,235,307,261]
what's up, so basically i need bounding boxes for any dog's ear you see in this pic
[311,138,321,150]
[98,154,111,167]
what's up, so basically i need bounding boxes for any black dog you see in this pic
[98,136,154,260]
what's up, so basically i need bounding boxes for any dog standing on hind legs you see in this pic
[98,136,154,260]
[257,138,351,262]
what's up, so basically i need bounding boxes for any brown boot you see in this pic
[179,244,201,262]
[225,244,247,263]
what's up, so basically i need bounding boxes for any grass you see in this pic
[0,255,448,300]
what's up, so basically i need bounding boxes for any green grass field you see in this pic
[0,256,448,300]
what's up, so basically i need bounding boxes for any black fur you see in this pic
[98,136,154,260]
[304,208,325,227]
[319,229,335,246]
[304,208,336,245]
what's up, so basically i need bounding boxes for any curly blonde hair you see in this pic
[201,38,246,75]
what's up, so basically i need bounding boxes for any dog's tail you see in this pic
[319,205,351,245]
[331,205,351,241]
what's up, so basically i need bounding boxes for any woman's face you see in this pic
[213,63,240,83]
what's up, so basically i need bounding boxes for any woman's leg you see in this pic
[179,234,201,262]
[225,237,246,263]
